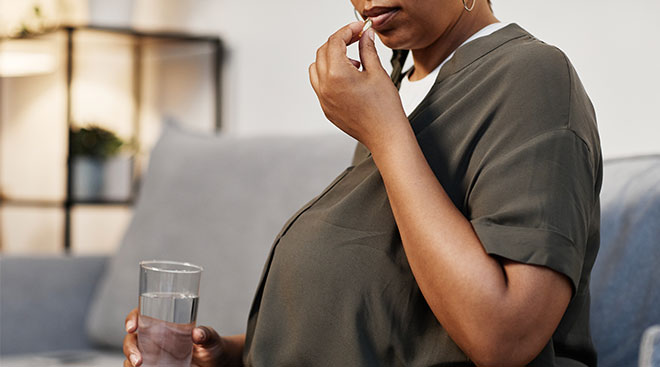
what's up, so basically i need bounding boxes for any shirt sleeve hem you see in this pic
[471,221,583,295]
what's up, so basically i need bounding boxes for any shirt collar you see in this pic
[403,22,511,85]
[434,23,529,84]
[404,23,531,123]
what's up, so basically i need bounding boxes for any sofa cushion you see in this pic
[0,256,108,355]
[86,122,356,347]
[590,155,660,367]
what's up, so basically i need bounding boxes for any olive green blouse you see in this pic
[243,24,602,367]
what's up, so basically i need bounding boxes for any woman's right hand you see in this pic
[123,308,244,367]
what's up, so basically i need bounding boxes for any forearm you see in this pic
[306,19,568,362]
[368,124,536,364]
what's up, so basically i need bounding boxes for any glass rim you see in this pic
[139,260,203,273]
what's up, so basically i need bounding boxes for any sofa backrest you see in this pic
[86,120,660,362]
[86,123,357,347]
[590,155,660,367]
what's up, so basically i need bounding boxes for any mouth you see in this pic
[362,6,400,30]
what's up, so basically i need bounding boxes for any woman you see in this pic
[124,0,601,365]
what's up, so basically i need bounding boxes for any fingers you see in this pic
[348,58,362,69]
[326,22,364,65]
[312,22,363,83]
[358,28,384,72]
[125,308,138,333]
[122,332,142,366]
[123,355,141,367]
[309,62,319,93]
[192,326,222,348]
[191,327,226,366]
[329,21,363,49]
[123,309,142,366]
[310,21,366,95]
[315,42,328,77]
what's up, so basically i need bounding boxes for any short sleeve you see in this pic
[469,129,596,292]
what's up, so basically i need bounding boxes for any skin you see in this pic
[122,308,244,366]
[359,0,498,80]
[123,1,572,366]
[307,0,572,366]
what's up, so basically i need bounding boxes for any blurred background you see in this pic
[1,0,659,255]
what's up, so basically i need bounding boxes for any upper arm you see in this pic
[463,258,572,366]
[501,259,572,358]
[465,131,594,364]
[469,129,596,293]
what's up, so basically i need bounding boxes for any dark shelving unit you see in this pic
[0,25,223,252]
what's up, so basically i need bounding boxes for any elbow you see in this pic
[464,334,542,367]
[470,351,534,367]
[452,308,552,366]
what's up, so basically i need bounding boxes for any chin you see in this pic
[376,28,421,51]
[376,32,409,50]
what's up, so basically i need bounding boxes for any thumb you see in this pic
[358,28,384,72]
[192,326,222,347]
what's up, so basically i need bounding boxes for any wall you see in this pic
[130,0,659,158]
[131,0,363,137]
[3,0,660,154]
[1,0,659,253]
[492,1,660,158]
[4,0,658,154]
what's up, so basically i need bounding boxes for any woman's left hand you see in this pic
[309,22,408,151]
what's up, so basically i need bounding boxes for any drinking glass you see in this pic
[138,260,203,367]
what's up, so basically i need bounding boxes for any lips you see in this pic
[362,6,400,30]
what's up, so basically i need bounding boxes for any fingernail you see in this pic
[368,28,375,42]
[195,327,206,340]
[129,354,139,366]
[126,320,135,332]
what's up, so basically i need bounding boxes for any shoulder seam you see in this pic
[477,128,593,178]
[467,128,596,217]
[433,33,530,85]
[555,47,574,132]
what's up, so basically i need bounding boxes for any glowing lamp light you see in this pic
[0,51,56,77]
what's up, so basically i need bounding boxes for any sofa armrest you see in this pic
[0,255,109,355]
[640,325,660,367]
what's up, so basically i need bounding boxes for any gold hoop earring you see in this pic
[462,0,476,12]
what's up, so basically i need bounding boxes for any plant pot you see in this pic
[72,156,133,201]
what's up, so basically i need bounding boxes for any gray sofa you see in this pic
[1,123,659,366]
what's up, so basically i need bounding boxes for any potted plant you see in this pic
[70,125,133,201]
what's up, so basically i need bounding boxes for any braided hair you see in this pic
[390,49,409,90]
